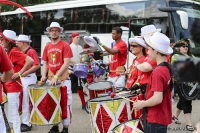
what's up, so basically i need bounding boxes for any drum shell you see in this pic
[112,119,144,133]
[28,83,62,125]
[89,94,134,133]
[87,81,113,99]
[92,60,107,77]
[73,63,88,78]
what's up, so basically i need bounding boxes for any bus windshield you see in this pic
[169,1,200,49]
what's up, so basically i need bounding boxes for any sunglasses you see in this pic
[181,45,189,48]
[130,45,139,48]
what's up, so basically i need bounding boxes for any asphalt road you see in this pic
[4,93,200,133]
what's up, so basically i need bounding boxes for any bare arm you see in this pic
[41,61,48,79]
[102,45,119,55]
[1,69,14,82]
[22,64,40,77]
[136,62,153,72]
[55,58,70,77]
[18,56,34,75]
[142,92,163,107]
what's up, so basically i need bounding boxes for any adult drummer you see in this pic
[93,27,127,88]
[69,32,87,110]
[41,22,73,133]
[0,44,14,133]
[16,35,40,132]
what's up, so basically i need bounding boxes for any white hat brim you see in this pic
[46,27,64,33]
[144,36,173,55]
[83,36,97,47]
[129,37,147,48]
[16,39,32,43]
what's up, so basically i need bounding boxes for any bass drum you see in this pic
[179,82,199,100]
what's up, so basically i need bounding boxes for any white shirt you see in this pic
[70,43,83,64]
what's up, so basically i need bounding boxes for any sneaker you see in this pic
[61,128,68,133]
[21,124,32,132]
[48,126,60,133]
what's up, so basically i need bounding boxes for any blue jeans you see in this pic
[146,122,167,133]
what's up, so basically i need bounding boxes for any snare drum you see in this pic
[87,81,113,99]
[112,119,144,133]
[89,94,133,133]
[73,63,88,78]
[28,83,62,125]
[92,60,108,77]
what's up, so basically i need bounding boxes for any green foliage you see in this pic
[0,0,66,12]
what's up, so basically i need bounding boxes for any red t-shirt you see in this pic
[3,47,27,93]
[146,66,172,125]
[109,40,127,77]
[126,56,145,89]
[138,56,157,85]
[42,40,73,75]
[26,47,40,66]
[0,46,13,102]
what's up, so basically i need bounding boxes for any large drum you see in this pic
[112,119,144,133]
[87,81,113,99]
[89,93,134,133]
[73,63,88,78]
[28,83,62,125]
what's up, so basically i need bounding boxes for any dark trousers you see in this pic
[146,122,167,133]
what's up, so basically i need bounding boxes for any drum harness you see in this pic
[142,62,174,133]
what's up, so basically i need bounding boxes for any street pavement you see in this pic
[18,94,200,133]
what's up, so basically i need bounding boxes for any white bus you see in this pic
[1,0,200,78]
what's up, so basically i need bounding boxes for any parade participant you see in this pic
[129,25,158,93]
[0,44,14,133]
[69,32,87,110]
[16,35,40,132]
[124,37,146,89]
[1,30,33,133]
[171,39,195,131]
[41,22,73,133]
[133,32,173,133]
[93,27,127,88]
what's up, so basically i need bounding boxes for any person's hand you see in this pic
[21,71,29,77]
[49,77,58,86]
[93,36,102,45]
[129,84,140,91]
[12,73,20,80]
[125,68,130,74]
[41,76,47,82]
[133,100,144,111]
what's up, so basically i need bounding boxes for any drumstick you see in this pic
[134,97,138,117]
[16,80,23,87]
[109,92,135,103]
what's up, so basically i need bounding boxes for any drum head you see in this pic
[88,81,112,90]
[180,83,199,100]
[28,83,61,88]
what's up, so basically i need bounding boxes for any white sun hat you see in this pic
[141,25,161,37]
[83,36,97,47]
[46,22,64,33]
[16,34,32,43]
[144,32,173,55]
[129,36,147,48]
[3,30,16,41]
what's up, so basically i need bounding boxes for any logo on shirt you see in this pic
[50,52,57,64]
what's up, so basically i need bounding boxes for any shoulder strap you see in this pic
[157,62,174,95]
[24,47,31,54]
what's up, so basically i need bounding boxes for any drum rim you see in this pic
[28,83,61,88]
[87,81,113,90]
[89,94,136,102]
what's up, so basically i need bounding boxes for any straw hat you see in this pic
[144,32,173,55]
[46,22,64,33]
[3,30,16,41]
[83,36,97,47]
[141,25,161,37]
[16,34,32,43]
[129,36,147,48]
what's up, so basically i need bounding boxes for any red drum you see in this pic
[130,93,144,119]
[112,119,144,133]
[87,81,113,99]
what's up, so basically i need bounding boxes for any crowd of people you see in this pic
[0,20,200,133]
